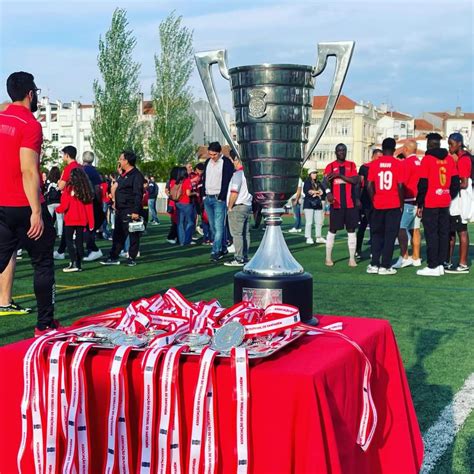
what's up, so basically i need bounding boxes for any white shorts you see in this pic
[400,203,421,230]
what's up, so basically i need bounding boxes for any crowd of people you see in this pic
[0,70,472,336]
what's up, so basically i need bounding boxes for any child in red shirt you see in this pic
[56,168,94,272]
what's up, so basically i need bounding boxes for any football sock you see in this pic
[326,232,336,261]
[348,232,357,261]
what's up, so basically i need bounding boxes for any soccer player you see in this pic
[416,133,460,277]
[356,148,382,259]
[366,138,404,275]
[445,132,471,273]
[323,143,360,267]
[392,139,422,269]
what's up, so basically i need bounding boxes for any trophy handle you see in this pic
[194,50,240,155]
[304,41,355,163]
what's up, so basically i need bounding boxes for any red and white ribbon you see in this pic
[231,347,250,474]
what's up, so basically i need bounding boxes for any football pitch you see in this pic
[1,217,473,473]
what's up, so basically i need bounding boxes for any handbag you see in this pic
[128,217,145,233]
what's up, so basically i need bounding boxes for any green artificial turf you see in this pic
[1,216,473,471]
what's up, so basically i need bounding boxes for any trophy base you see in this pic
[234,271,318,325]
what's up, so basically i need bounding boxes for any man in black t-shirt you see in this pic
[148,176,160,225]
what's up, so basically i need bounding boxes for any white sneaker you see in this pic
[227,244,236,253]
[366,264,379,274]
[83,249,103,262]
[166,239,177,244]
[316,237,327,244]
[379,267,397,275]
[119,251,128,258]
[392,256,413,269]
[53,251,65,260]
[306,238,314,244]
[416,266,441,277]
[288,228,300,233]
[438,265,445,275]
[196,226,204,236]
[412,258,422,267]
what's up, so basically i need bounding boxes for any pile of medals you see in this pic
[65,287,307,358]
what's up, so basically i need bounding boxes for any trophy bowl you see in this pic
[195,42,355,323]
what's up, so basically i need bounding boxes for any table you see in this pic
[0,315,423,473]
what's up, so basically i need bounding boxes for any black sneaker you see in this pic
[445,264,469,274]
[210,252,224,262]
[355,252,361,261]
[443,262,453,271]
[0,300,32,316]
[100,257,121,266]
[63,263,81,273]
[126,258,137,267]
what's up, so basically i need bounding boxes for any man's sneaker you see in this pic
[34,320,61,338]
[378,267,397,275]
[0,300,32,316]
[306,238,315,244]
[416,266,441,277]
[224,259,245,267]
[316,237,326,244]
[438,265,445,275]
[167,239,177,244]
[83,249,103,262]
[445,264,469,274]
[366,264,379,274]
[53,251,65,260]
[196,225,204,236]
[126,258,137,267]
[392,256,413,269]
[119,251,129,258]
[221,247,229,256]
[288,227,301,233]
[412,258,422,267]
[151,221,160,225]
[100,257,120,265]
[210,252,224,262]
[355,252,362,261]
[443,262,453,271]
[227,244,236,253]
[63,263,81,273]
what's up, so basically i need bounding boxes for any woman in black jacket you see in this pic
[303,169,326,245]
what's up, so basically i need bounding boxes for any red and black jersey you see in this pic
[456,150,472,179]
[324,159,358,209]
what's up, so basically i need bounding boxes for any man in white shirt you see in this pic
[224,151,253,266]
[202,142,234,262]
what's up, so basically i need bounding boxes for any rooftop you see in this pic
[312,95,357,110]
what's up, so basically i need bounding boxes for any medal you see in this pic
[211,321,245,352]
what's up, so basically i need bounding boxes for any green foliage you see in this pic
[148,12,195,180]
[40,138,60,170]
[91,8,142,173]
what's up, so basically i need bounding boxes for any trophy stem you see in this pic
[243,208,304,277]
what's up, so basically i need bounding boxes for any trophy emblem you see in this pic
[195,42,355,324]
[248,89,267,118]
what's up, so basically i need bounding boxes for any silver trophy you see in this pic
[195,42,354,324]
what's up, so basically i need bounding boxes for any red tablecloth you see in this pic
[0,315,423,473]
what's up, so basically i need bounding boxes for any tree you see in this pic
[91,8,142,173]
[148,12,195,179]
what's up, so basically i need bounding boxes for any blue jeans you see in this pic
[293,203,301,229]
[102,202,111,238]
[149,198,159,223]
[204,196,227,254]
[176,203,195,245]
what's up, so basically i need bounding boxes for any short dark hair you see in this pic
[382,137,397,151]
[121,150,137,166]
[6,71,36,102]
[195,162,205,171]
[208,142,222,153]
[335,143,347,151]
[61,146,77,160]
[426,132,442,142]
[372,148,383,155]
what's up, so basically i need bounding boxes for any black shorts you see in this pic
[329,208,359,232]
[449,215,468,233]
[0,204,55,272]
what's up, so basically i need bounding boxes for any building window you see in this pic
[84,135,91,142]
[52,133,59,141]
[400,123,406,129]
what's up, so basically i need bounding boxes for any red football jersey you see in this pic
[368,155,403,209]
[402,154,422,202]
[456,150,472,179]
[324,160,358,209]
[419,153,457,208]
[0,104,44,206]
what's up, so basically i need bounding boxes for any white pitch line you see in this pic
[421,372,474,473]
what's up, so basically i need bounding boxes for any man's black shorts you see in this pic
[329,208,359,231]
[0,204,55,272]
[449,215,468,233]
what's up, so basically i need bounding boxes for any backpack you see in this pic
[169,183,183,202]
[45,183,61,204]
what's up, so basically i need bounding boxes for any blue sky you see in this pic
[0,0,472,117]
